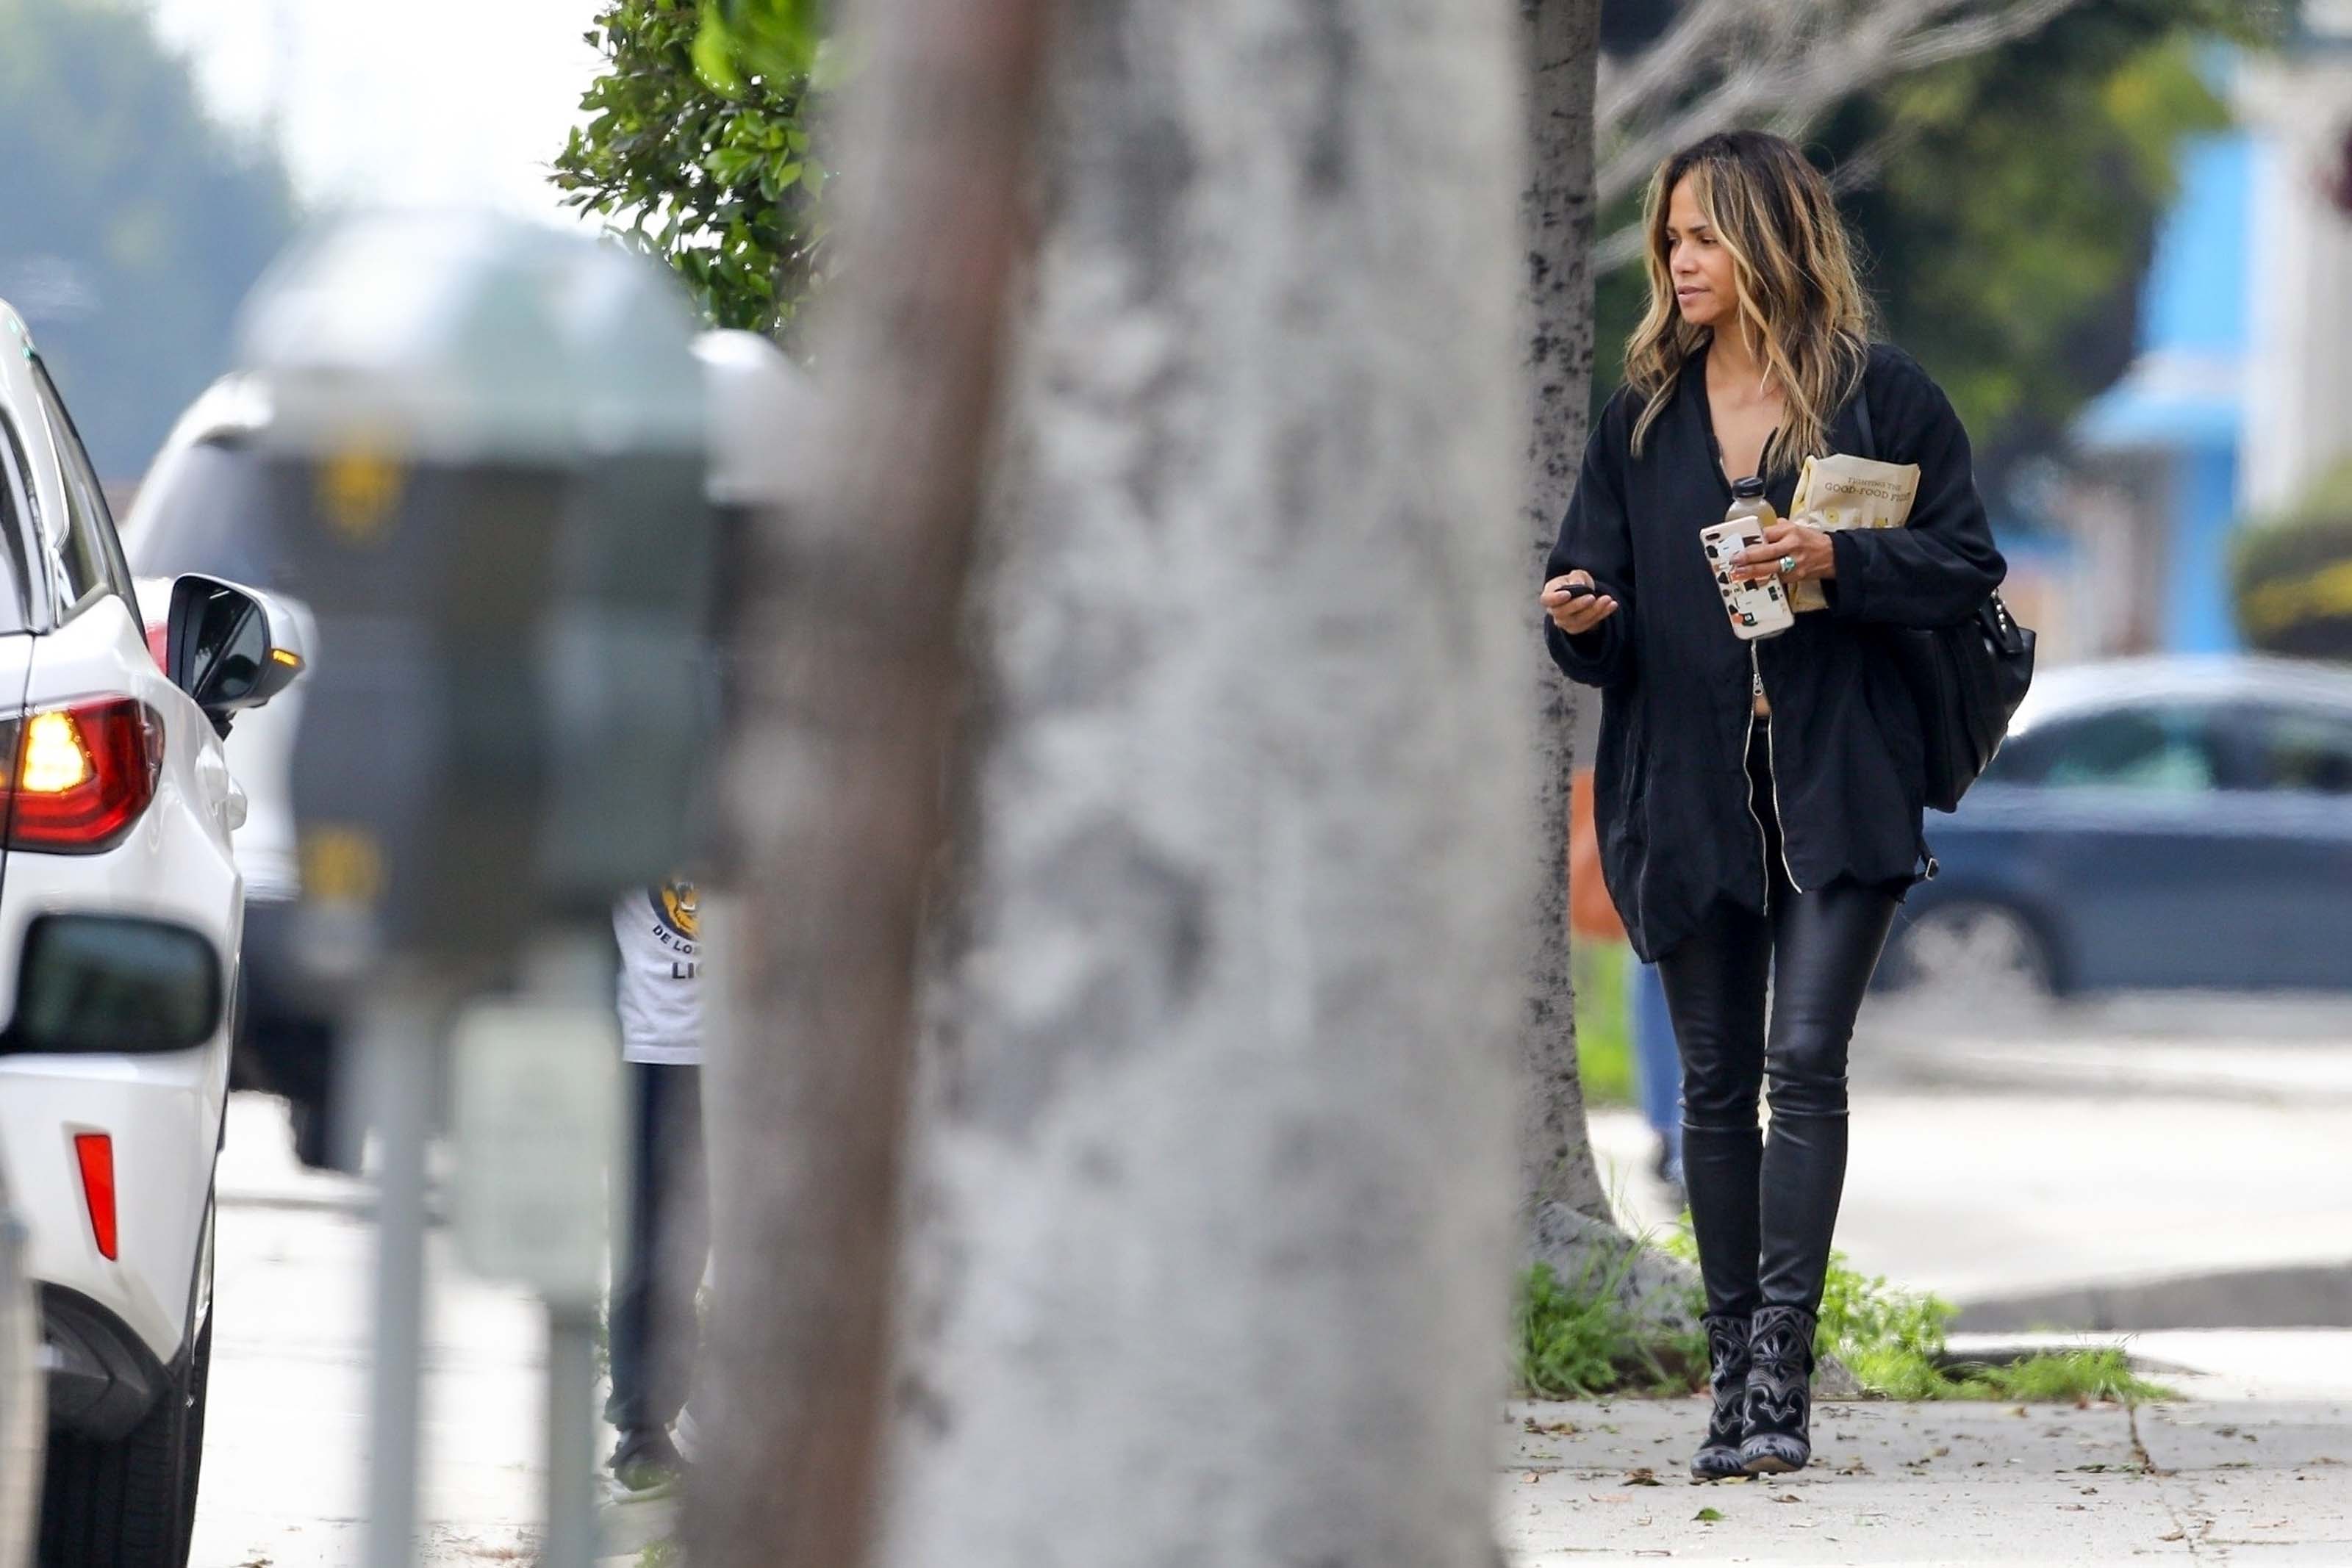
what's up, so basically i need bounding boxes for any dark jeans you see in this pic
[606,1062,708,1435]
[1657,722,1899,1320]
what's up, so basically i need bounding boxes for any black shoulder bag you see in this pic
[1850,391,2036,814]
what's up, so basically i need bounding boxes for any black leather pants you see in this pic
[1657,722,1899,1319]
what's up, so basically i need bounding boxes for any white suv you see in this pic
[0,304,304,1567]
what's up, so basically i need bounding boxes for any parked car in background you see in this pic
[1,1151,40,1568]
[1880,656,2352,999]
[113,381,334,1163]
[117,328,813,1170]
[0,301,307,1568]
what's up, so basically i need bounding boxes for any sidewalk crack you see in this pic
[2129,1402,2171,1478]
[2133,1403,2207,1561]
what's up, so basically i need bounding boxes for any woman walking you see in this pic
[1539,131,2004,1477]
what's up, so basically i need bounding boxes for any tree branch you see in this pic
[1594,0,2089,209]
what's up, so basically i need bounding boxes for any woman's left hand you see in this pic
[1730,515,1836,584]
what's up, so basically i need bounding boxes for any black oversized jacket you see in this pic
[1545,342,2006,963]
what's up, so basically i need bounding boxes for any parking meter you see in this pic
[231,211,716,1568]
[232,211,715,992]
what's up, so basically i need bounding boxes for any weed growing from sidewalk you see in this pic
[636,1540,681,1568]
[1509,1199,2173,1403]
[1819,1253,2173,1401]
[1946,1347,2172,1403]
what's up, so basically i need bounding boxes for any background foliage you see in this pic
[553,0,827,338]
[2233,460,2352,661]
[0,0,295,476]
[1593,0,2265,504]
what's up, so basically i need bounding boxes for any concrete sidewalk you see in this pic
[593,1336,2352,1568]
[1502,1372,2352,1565]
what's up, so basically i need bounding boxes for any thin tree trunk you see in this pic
[692,0,1054,1562]
[1516,0,1702,1325]
[1519,0,1612,1228]
[875,1,1531,1561]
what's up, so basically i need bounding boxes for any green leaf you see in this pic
[554,0,828,339]
[1695,1507,1724,1523]
[692,9,744,95]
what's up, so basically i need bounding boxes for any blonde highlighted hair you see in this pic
[1625,130,1871,476]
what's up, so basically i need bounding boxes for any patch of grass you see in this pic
[1824,1256,2174,1402]
[1516,1227,1707,1399]
[1660,1229,2173,1403]
[1816,1251,1954,1400]
[1572,941,1635,1107]
[1946,1348,2173,1403]
[637,1540,681,1568]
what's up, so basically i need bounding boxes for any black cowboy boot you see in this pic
[1690,1313,1752,1480]
[1738,1304,1817,1473]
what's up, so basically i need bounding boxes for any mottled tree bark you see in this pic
[1517,0,1702,1326]
[1519,0,1612,1228]
[876,1,1533,1562]
[692,0,1053,1562]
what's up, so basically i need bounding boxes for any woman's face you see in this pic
[1664,176,1737,331]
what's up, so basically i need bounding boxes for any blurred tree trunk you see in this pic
[874,1,1533,1562]
[691,0,1053,1561]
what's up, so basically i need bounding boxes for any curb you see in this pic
[1954,1259,2352,1334]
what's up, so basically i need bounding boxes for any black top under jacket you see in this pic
[1544,342,2006,963]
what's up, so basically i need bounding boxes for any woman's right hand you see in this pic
[1542,571,1619,636]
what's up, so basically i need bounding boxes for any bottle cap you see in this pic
[1731,475,1765,499]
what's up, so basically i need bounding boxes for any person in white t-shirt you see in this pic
[606,878,705,1495]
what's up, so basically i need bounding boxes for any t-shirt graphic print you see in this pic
[615,880,702,1065]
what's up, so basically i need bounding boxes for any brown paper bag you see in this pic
[1787,453,1921,611]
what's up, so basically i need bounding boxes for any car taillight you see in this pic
[0,698,165,853]
[74,1132,118,1261]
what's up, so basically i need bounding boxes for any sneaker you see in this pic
[609,1427,686,1501]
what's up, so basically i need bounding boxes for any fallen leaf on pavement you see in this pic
[1694,1507,1724,1522]
[1771,1492,1801,1503]
[1524,1417,1578,1436]
[1625,1468,1664,1486]
[2159,1531,2185,1542]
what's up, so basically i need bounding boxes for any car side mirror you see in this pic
[0,915,223,1057]
[167,573,308,736]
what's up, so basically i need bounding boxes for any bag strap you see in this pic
[1850,370,1876,462]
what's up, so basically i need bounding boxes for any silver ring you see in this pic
[1777,553,1798,576]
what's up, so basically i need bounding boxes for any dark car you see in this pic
[1879,656,2352,999]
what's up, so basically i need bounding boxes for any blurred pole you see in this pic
[543,1306,598,1566]
[520,931,617,1568]
[691,0,1055,1561]
[362,987,437,1568]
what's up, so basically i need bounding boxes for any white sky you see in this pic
[146,0,607,226]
